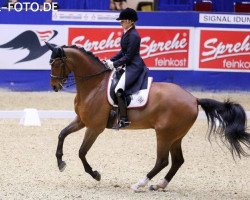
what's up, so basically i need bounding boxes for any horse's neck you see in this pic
[70,49,101,77]
[75,75,107,95]
[75,74,108,110]
[68,49,108,98]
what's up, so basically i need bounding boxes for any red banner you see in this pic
[68,27,190,69]
[199,30,250,71]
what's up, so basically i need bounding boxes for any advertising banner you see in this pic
[0,10,249,91]
[199,29,250,72]
[52,11,119,22]
[68,27,191,70]
[199,14,250,26]
[0,25,66,70]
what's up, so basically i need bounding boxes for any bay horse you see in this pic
[46,43,250,191]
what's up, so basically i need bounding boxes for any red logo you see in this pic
[68,27,190,69]
[199,30,250,71]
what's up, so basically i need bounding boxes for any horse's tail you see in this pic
[198,98,250,158]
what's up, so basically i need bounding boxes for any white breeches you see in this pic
[115,71,126,93]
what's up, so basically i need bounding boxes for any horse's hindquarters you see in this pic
[127,83,198,133]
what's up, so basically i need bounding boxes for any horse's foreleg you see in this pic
[78,128,103,181]
[131,132,171,192]
[56,116,85,171]
[149,138,184,191]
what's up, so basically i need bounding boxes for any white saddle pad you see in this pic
[107,70,153,108]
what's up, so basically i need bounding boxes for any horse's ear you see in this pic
[45,42,55,52]
[58,47,63,54]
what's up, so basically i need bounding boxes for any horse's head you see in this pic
[46,42,71,92]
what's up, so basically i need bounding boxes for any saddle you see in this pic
[106,68,153,129]
[107,69,153,108]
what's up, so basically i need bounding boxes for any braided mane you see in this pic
[63,45,103,64]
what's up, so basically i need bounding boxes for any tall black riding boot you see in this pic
[116,89,130,128]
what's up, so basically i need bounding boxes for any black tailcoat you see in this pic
[111,27,149,95]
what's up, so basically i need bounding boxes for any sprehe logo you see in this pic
[68,27,190,68]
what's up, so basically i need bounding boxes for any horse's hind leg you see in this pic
[131,131,172,191]
[56,116,85,171]
[149,138,184,191]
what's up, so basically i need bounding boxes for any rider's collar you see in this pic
[124,26,133,33]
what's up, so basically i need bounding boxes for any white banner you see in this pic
[0,25,67,70]
[199,14,250,25]
[52,11,119,22]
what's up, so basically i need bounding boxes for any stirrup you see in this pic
[113,118,131,130]
[118,119,131,128]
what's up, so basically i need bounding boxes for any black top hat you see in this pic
[116,8,138,22]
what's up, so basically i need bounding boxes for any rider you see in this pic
[104,8,149,128]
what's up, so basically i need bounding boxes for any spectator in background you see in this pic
[2,0,18,8]
[110,0,127,10]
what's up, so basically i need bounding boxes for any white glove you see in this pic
[104,59,114,70]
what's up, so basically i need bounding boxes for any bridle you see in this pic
[49,46,68,82]
[50,57,68,81]
[49,48,111,87]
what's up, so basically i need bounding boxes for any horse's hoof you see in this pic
[131,184,140,192]
[149,185,158,191]
[58,161,66,172]
[93,170,101,181]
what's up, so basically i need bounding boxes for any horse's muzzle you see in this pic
[52,85,59,92]
[52,84,63,92]
[51,79,64,92]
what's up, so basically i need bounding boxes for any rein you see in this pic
[74,68,110,81]
[50,57,111,88]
